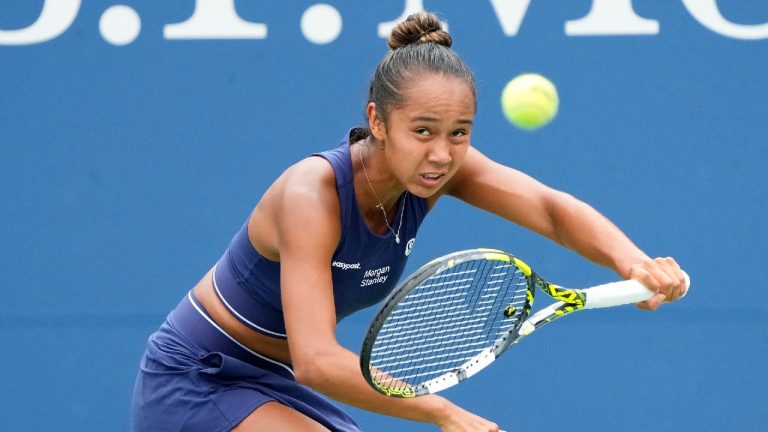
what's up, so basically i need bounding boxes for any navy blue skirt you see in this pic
[131,292,360,431]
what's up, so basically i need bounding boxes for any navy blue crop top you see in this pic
[212,129,429,338]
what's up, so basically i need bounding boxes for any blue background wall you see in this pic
[1,1,766,430]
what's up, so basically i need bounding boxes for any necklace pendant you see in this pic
[358,147,407,247]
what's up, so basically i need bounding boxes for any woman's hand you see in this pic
[434,401,502,432]
[628,257,688,310]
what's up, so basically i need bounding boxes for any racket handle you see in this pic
[583,271,690,309]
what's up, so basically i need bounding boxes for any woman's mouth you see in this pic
[419,172,445,186]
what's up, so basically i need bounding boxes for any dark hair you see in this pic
[367,12,477,124]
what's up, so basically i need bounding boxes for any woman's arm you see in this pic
[444,146,687,308]
[273,158,500,431]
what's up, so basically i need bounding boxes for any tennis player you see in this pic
[131,11,687,432]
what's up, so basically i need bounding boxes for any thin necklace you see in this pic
[358,145,407,244]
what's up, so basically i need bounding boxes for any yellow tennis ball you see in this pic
[501,73,559,131]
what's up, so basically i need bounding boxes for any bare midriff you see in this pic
[192,268,292,365]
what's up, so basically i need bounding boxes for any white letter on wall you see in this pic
[164,0,267,40]
[0,0,81,45]
[489,0,532,36]
[565,0,659,36]
[682,0,768,40]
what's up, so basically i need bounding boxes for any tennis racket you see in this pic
[360,248,689,398]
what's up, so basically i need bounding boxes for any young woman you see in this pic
[132,11,687,432]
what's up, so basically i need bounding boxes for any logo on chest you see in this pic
[360,265,390,287]
[332,261,361,270]
[405,238,415,256]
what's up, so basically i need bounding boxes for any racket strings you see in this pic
[369,259,529,391]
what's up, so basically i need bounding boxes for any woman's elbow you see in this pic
[292,355,334,389]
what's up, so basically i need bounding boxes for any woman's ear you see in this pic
[366,102,386,140]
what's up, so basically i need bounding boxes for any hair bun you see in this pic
[388,12,452,50]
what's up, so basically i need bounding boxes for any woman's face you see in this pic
[371,73,476,198]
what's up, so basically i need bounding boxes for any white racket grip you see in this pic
[583,271,690,309]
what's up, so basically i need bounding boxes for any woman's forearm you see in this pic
[547,191,650,278]
[295,343,452,426]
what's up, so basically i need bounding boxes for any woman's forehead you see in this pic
[397,74,476,117]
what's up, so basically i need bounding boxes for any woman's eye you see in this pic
[452,129,467,137]
[415,128,431,136]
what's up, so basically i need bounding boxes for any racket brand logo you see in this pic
[370,374,416,398]
[2,0,766,46]
[332,261,361,271]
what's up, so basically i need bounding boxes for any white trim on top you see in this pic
[212,265,288,338]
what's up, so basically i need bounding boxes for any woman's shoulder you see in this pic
[263,156,342,254]
[274,156,337,199]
